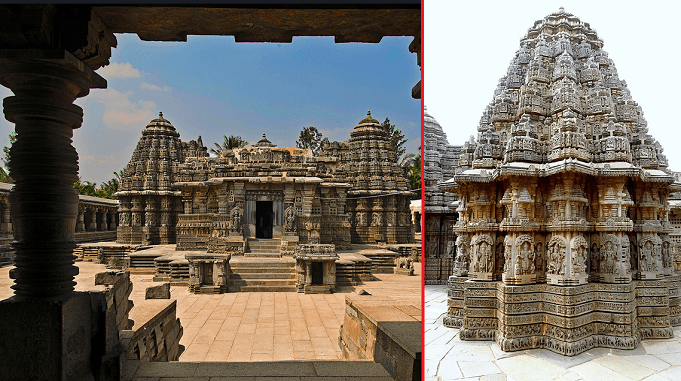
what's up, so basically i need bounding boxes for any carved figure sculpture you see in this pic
[285,205,297,234]
[453,235,470,276]
[230,205,243,234]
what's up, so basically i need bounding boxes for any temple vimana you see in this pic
[106,110,417,294]
[427,8,681,356]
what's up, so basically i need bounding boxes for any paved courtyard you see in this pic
[426,285,681,381]
[0,260,421,363]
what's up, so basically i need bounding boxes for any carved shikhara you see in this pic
[439,9,681,356]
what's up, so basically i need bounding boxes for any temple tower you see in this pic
[444,8,680,355]
[320,111,414,244]
[116,112,208,244]
[424,108,461,283]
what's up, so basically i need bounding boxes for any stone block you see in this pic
[145,283,171,299]
[0,293,94,381]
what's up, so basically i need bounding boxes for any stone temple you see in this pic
[441,9,681,355]
[114,110,416,294]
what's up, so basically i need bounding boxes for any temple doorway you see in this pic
[256,201,273,238]
[311,262,323,285]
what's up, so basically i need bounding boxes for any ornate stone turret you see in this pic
[444,8,680,356]
[317,111,414,244]
[423,107,461,283]
[253,133,276,147]
[116,112,208,244]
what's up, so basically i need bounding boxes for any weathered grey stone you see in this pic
[429,7,681,356]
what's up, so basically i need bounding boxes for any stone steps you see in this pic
[233,285,298,292]
[244,252,281,258]
[229,257,296,292]
[230,266,294,273]
[231,279,296,286]
[247,238,281,256]
[231,273,295,280]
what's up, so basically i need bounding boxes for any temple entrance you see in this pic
[311,262,323,285]
[256,201,273,238]
[202,263,213,285]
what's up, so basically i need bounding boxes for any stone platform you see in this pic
[426,285,681,381]
[0,259,421,366]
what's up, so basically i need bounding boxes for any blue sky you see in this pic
[0,34,420,184]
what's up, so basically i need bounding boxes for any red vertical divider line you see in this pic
[420,0,425,380]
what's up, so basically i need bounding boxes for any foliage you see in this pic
[400,147,421,192]
[73,170,124,200]
[210,135,248,156]
[381,117,407,163]
[1,132,16,183]
[296,126,323,155]
[0,167,12,184]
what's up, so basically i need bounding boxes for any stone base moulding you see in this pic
[444,274,681,356]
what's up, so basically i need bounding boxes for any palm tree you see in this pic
[400,148,421,191]
[210,135,248,156]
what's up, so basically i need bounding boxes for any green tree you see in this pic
[381,117,407,163]
[1,132,16,183]
[400,147,421,192]
[210,135,248,156]
[73,178,99,197]
[296,126,322,155]
[100,170,124,197]
[73,170,123,200]
[0,167,12,184]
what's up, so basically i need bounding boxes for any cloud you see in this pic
[89,88,156,131]
[141,83,171,91]
[96,62,141,78]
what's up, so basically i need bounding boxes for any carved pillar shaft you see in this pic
[0,56,101,298]
[2,201,11,234]
[89,207,97,231]
[76,207,85,232]
[109,209,117,230]
[101,209,108,231]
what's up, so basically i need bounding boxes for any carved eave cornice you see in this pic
[114,190,181,197]
[320,182,352,188]
[670,182,681,193]
[451,160,675,186]
[185,253,231,260]
[347,189,413,197]
[294,254,339,261]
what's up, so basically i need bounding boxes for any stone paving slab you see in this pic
[0,259,420,365]
[131,360,393,380]
[425,285,681,381]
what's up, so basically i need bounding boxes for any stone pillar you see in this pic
[306,262,312,286]
[89,207,98,232]
[109,209,117,230]
[101,209,108,231]
[76,206,85,233]
[0,53,105,298]
[1,200,11,235]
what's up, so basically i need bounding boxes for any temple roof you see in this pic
[253,133,276,147]
[358,110,379,125]
[456,8,669,174]
[143,111,179,137]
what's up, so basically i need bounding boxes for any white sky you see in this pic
[425,0,681,170]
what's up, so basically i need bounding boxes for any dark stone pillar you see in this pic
[76,206,86,233]
[90,207,98,232]
[0,52,105,298]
